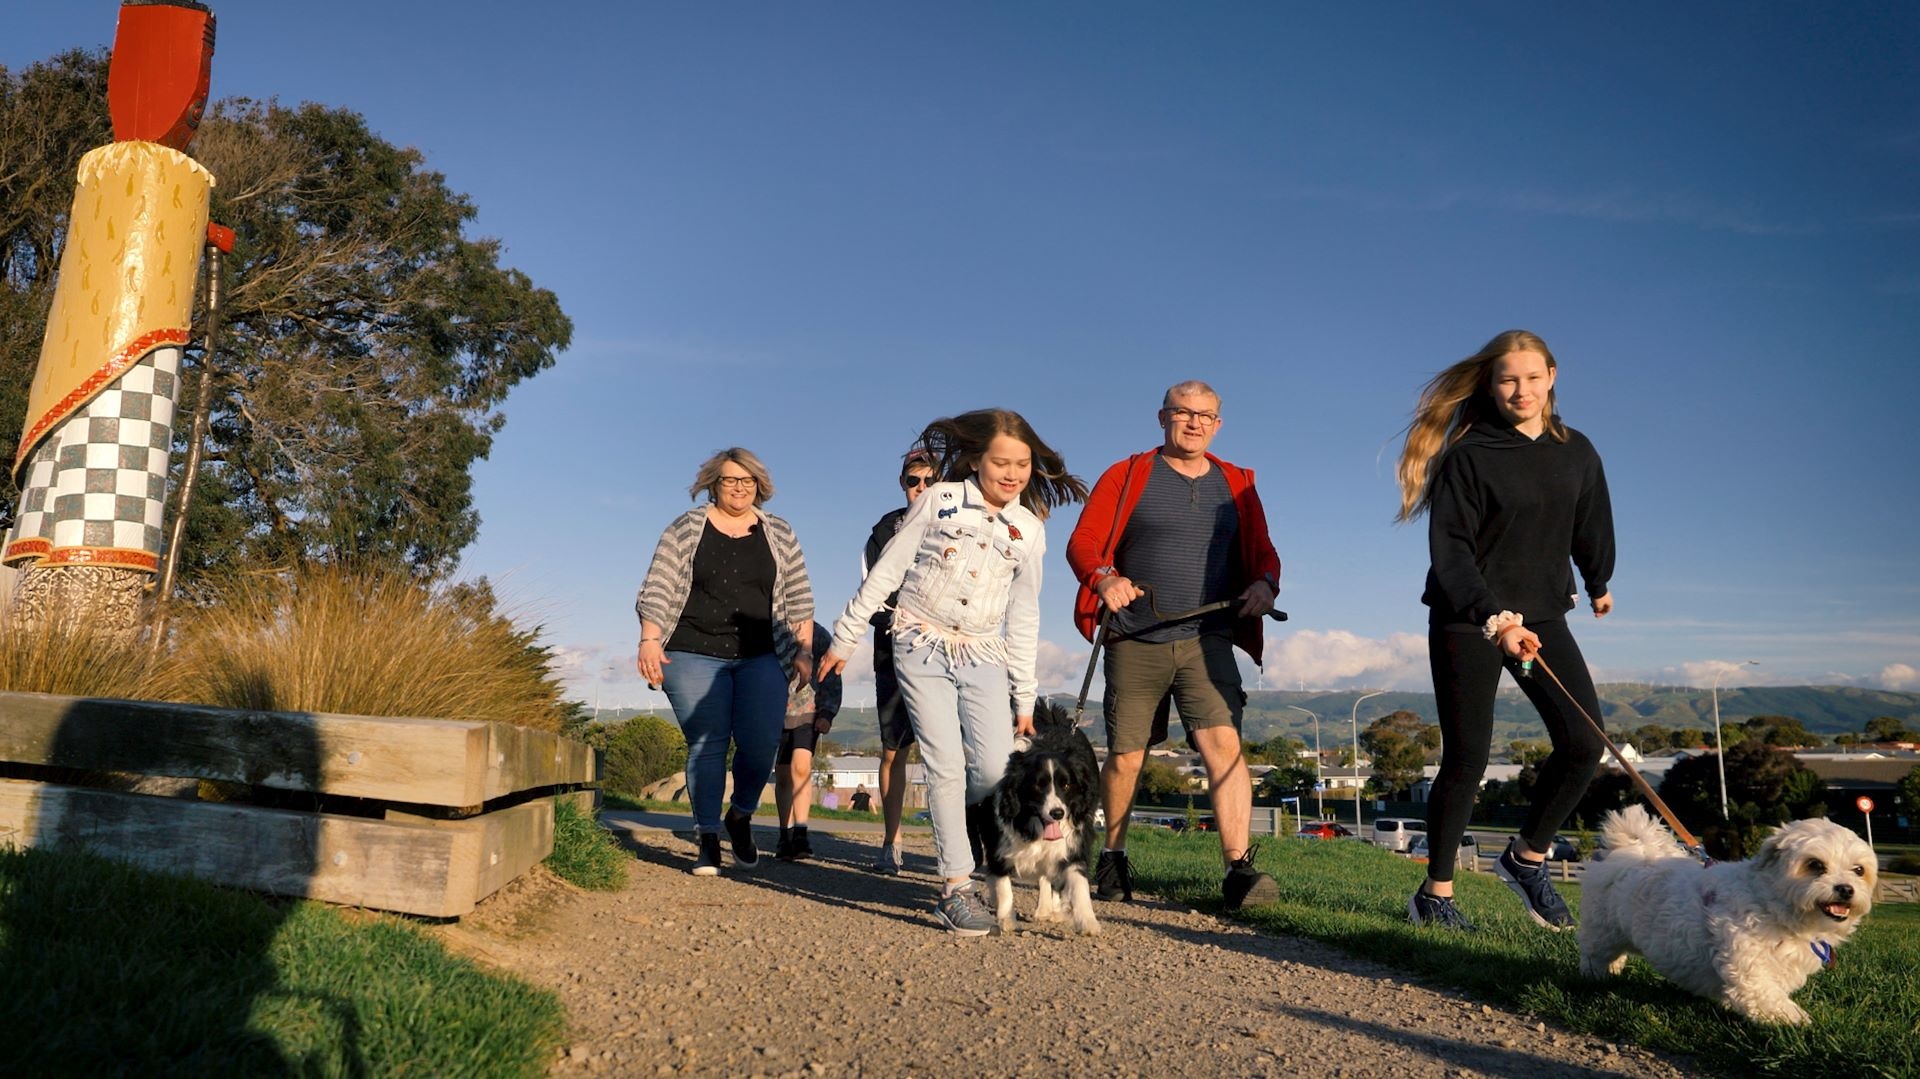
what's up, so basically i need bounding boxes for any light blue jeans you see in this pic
[660,650,787,834]
[892,636,1016,880]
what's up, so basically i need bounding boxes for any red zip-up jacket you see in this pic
[1065,449,1282,663]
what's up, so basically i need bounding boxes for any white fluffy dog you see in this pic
[1578,805,1876,1025]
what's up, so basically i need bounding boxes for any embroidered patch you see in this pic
[937,506,958,519]
[1006,524,1022,541]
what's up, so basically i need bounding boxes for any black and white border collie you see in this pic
[986,700,1101,935]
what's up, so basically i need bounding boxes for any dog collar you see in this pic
[1811,940,1834,968]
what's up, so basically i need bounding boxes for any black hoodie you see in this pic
[1421,419,1614,629]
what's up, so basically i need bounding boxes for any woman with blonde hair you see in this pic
[1396,330,1616,932]
[637,447,814,877]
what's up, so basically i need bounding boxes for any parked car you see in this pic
[1369,817,1427,853]
[1545,834,1580,862]
[1296,821,1355,840]
[1406,833,1478,862]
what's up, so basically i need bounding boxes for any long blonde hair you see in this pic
[1395,330,1565,522]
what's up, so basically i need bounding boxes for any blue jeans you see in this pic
[892,636,1015,880]
[660,651,787,834]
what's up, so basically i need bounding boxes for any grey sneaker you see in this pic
[875,844,901,875]
[1408,888,1476,930]
[932,883,998,937]
[1222,846,1280,910]
[1497,845,1574,930]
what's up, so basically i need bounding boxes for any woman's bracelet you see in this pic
[1481,611,1524,643]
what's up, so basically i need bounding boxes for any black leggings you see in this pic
[1424,619,1605,882]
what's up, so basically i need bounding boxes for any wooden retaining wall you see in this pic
[0,691,597,917]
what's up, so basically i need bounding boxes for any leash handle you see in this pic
[1136,582,1289,627]
[1530,653,1703,852]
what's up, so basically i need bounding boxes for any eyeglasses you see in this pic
[716,476,758,489]
[900,475,933,491]
[1163,407,1220,427]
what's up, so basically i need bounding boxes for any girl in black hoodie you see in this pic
[1395,329,1616,932]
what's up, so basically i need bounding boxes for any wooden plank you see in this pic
[0,777,553,917]
[0,690,594,807]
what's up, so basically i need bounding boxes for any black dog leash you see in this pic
[1070,584,1288,726]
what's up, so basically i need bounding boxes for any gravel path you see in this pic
[442,812,1694,1078]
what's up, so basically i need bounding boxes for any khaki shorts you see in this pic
[1102,634,1245,754]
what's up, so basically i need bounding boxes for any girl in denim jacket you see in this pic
[822,409,1086,936]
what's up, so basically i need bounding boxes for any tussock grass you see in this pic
[0,846,565,1076]
[145,566,569,730]
[1129,830,1919,1078]
[545,798,628,890]
[0,612,152,699]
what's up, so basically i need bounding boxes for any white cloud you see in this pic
[1259,630,1430,691]
[1880,663,1920,691]
[1672,660,1763,689]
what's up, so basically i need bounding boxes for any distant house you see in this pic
[817,754,929,808]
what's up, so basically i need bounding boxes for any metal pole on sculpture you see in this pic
[152,227,232,640]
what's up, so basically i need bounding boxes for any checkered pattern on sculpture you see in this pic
[5,348,181,573]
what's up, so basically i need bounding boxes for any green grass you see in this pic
[0,846,566,1076]
[544,798,629,890]
[1129,831,1919,1078]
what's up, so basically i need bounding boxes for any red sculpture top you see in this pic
[108,1,217,150]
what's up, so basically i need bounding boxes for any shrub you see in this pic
[145,566,570,730]
[600,715,687,800]
[1888,853,1920,876]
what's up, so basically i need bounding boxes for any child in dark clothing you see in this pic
[1395,330,1617,932]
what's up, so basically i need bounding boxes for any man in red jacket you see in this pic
[1066,381,1283,910]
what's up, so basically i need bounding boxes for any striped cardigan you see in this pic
[635,504,814,680]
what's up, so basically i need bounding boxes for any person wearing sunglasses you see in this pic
[636,447,815,877]
[860,449,937,874]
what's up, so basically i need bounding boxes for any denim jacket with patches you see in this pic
[827,480,1045,715]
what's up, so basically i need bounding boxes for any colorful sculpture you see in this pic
[4,2,217,635]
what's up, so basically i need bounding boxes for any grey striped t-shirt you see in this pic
[1111,457,1238,642]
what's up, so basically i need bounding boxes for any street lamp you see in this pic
[1709,660,1759,820]
[1286,705,1322,819]
[1351,690,1386,832]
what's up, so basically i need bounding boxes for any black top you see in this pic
[666,520,777,658]
[1422,419,1615,629]
[863,506,910,631]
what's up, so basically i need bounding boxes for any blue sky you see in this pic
[10,4,1918,709]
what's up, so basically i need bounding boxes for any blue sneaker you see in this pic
[1407,888,1476,931]
[1497,845,1574,930]
[932,883,998,937]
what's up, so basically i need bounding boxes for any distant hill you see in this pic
[807,685,1920,754]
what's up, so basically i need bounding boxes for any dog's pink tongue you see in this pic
[1044,821,1064,841]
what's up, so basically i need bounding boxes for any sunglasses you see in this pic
[900,475,933,491]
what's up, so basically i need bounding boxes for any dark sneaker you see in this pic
[1222,847,1280,910]
[1497,846,1574,930]
[1093,849,1134,902]
[791,826,813,860]
[724,810,760,869]
[775,832,798,862]
[691,832,723,877]
[932,883,998,937]
[874,845,902,875]
[1408,887,1476,930]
